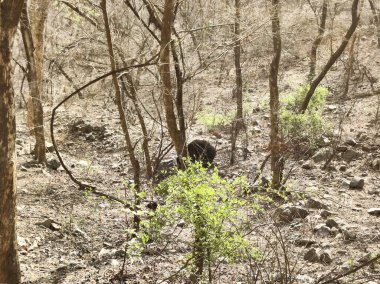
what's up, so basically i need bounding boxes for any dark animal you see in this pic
[187,139,216,167]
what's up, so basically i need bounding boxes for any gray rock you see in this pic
[345,138,357,146]
[341,149,361,162]
[336,145,348,152]
[304,248,319,262]
[349,177,364,189]
[312,148,332,163]
[320,251,333,264]
[326,219,339,229]
[314,224,331,237]
[320,209,332,218]
[341,228,356,241]
[274,205,310,222]
[306,197,329,209]
[294,239,316,247]
[47,158,61,170]
[368,208,380,216]
[302,160,314,170]
[371,158,380,170]
[339,164,347,171]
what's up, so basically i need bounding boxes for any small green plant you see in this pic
[280,85,330,151]
[141,161,261,281]
[196,107,235,131]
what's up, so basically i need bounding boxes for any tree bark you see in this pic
[20,0,47,164]
[230,0,244,165]
[342,33,357,97]
[269,0,282,190]
[160,0,185,157]
[368,0,380,48]
[300,0,360,113]
[101,0,141,229]
[0,1,24,283]
[308,0,328,82]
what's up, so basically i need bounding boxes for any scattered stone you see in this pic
[306,197,329,209]
[371,158,380,170]
[295,275,314,284]
[368,208,380,216]
[45,143,55,153]
[36,219,61,231]
[294,239,316,247]
[345,138,357,146]
[339,164,347,171]
[304,248,319,262]
[340,227,356,241]
[368,189,380,195]
[98,248,117,260]
[274,205,309,222]
[319,250,333,264]
[341,149,361,162]
[47,158,60,170]
[320,209,332,218]
[302,160,314,170]
[349,177,364,189]
[314,224,331,237]
[312,148,332,163]
[358,253,374,263]
[326,219,339,229]
[336,145,348,152]
[177,220,186,228]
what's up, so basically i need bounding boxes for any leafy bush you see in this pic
[280,85,330,150]
[141,161,261,280]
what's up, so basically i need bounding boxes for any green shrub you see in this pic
[141,161,262,280]
[280,85,330,150]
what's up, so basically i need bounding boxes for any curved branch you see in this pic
[50,54,158,206]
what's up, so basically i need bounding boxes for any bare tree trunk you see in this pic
[30,0,49,96]
[368,0,380,48]
[160,0,186,157]
[0,1,24,283]
[101,0,141,230]
[269,0,283,190]
[120,74,153,179]
[300,0,360,113]
[308,0,328,82]
[230,0,244,165]
[171,40,187,146]
[342,33,357,97]
[20,0,47,164]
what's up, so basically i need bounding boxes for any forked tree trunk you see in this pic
[160,0,186,157]
[230,0,244,165]
[308,0,328,82]
[20,0,47,164]
[300,0,360,113]
[368,0,380,48]
[101,0,141,230]
[0,1,24,283]
[269,0,283,190]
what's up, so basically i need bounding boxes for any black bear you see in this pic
[187,139,216,167]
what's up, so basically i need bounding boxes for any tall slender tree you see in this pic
[20,0,47,164]
[0,1,24,283]
[269,0,283,190]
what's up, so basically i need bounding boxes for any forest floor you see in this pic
[16,28,380,284]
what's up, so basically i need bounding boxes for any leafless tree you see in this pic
[0,1,24,283]
[368,0,380,48]
[300,0,361,113]
[230,0,245,165]
[101,0,141,230]
[269,0,283,190]
[20,0,47,164]
[308,0,328,82]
